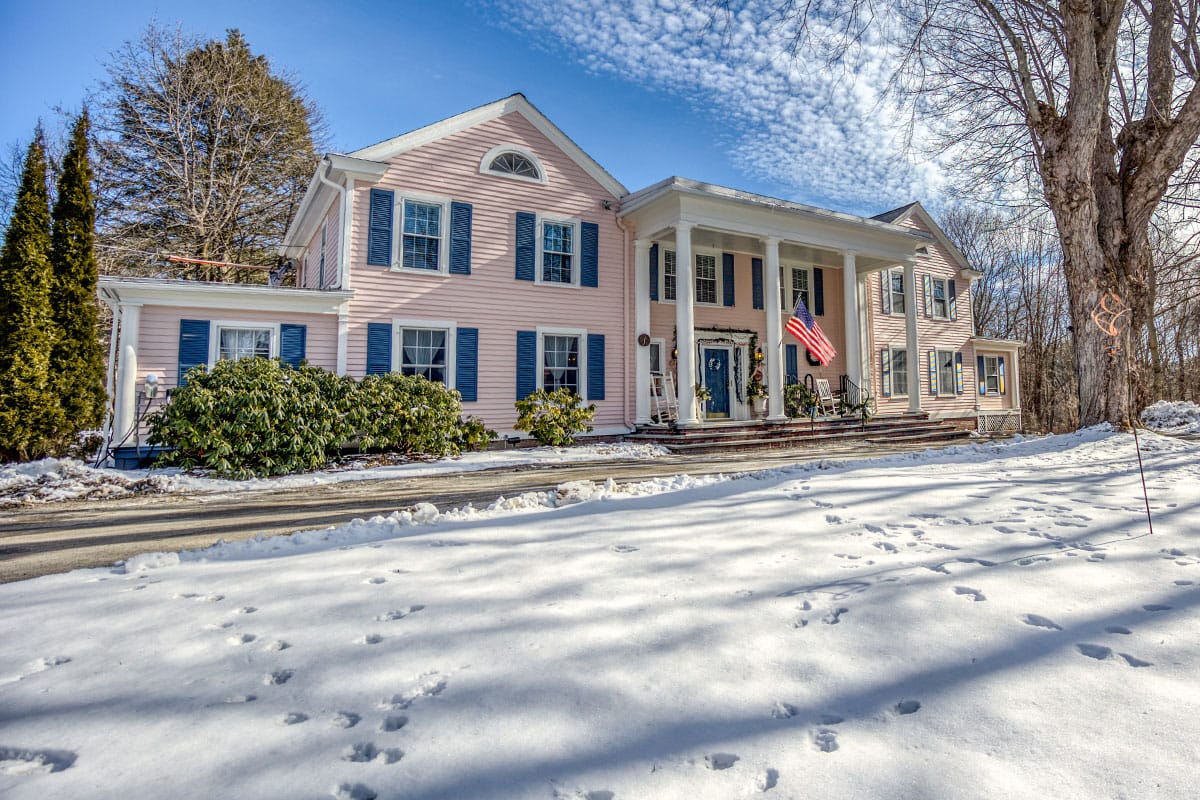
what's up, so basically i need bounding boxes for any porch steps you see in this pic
[628,413,972,454]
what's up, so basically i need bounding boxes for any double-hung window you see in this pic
[401,199,444,271]
[780,266,811,312]
[931,277,949,319]
[541,220,575,284]
[937,349,956,395]
[662,250,678,301]
[982,355,1001,394]
[649,338,665,374]
[213,324,276,365]
[886,268,905,314]
[695,254,718,304]
[398,327,449,385]
[542,334,580,394]
[890,347,909,396]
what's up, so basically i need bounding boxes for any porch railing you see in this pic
[839,375,875,429]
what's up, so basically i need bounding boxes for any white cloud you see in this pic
[489,0,946,212]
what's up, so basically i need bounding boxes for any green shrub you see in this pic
[514,388,595,446]
[785,383,819,418]
[349,373,493,456]
[148,358,355,478]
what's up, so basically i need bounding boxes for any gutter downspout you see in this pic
[316,158,347,290]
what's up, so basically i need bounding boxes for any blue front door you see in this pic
[704,348,730,417]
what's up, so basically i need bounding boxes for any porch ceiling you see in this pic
[651,226,897,271]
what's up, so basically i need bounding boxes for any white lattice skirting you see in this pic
[977,410,1022,434]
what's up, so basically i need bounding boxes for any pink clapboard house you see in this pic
[99,94,1022,466]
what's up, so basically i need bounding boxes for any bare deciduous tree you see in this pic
[717,0,1200,426]
[95,25,323,280]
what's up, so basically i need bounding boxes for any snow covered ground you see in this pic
[2,427,1198,800]
[1142,399,1200,435]
[0,442,668,508]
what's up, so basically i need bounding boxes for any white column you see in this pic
[113,303,142,442]
[675,223,699,426]
[904,259,921,412]
[634,238,652,424]
[336,305,350,376]
[842,251,862,387]
[763,237,786,422]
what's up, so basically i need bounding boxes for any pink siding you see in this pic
[343,112,626,431]
[299,202,340,289]
[868,214,978,416]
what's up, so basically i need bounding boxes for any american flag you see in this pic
[786,296,837,365]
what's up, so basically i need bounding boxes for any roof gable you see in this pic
[874,202,971,270]
[350,94,627,199]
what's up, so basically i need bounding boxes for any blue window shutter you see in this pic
[649,244,659,301]
[449,201,472,275]
[455,327,478,401]
[581,222,599,287]
[881,272,892,315]
[722,253,735,307]
[587,333,605,400]
[752,258,764,309]
[367,189,394,267]
[785,344,798,385]
[998,356,1007,395]
[928,349,938,396]
[515,212,536,281]
[813,268,825,315]
[948,278,957,320]
[955,351,964,394]
[279,324,307,368]
[516,330,537,399]
[177,319,210,386]
[880,349,892,397]
[923,274,933,317]
[366,322,392,375]
[977,355,987,395]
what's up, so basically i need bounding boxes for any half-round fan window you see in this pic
[489,151,541,180]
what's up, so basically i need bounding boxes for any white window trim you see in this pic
[658,247,725,306]
[479,143,547,185]
[535,325,588,400]
[982,355,1001,394]
[930,276,950,320]
[935,348,957,396]
[534,214,582,288]
[392,193,452,276]
[391,318,457,389]
[779,263,814,312]
[885,267,906,316]
[208,321,280,367]
[888,345,909,397]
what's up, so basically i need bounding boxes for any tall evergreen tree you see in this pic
[0,129,61,461]
[49,109,106,435]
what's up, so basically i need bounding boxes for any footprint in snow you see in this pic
[1076,643,1112,660]
[704,752,739,770]
[925,564,950,574]
[224,694,257,704]
[825,514,846,524]
[1143,604,1172,612]
[376,605,425,621]
[873,542,898,554]
[771,702,798,719]
[822,607,849,625]
[205,621,234,631]
[1018,557,1052,566]
[264,639,290,651]
[364,577,386,585]
[279,712,308,725]
[610,544,639,553]
[0,747,78,776]
[226,633,256,645]
[993,526,1019,534]
[1104,625,1132,635]
[953,586,986,602]
[356,634,382,645]
[331,783,377,800]
[380,715,408,732]
[331,711,361,729]
[235,606,257,614]
[755,768,780,792]
[894,700,921,715]
[957,557,997,567]
[1021,614,1061,630]
[264,669,293,686]
[381,675,447,710]
[812,728,839,752]
[1118,653,1152,668]
[933,543,959,551]
[833,553,861,560]
[1174,580,1195,586]
[342,743,402,764]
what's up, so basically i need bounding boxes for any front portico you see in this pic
[622,178,930,427]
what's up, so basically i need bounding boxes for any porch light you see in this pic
[671,347,678,360]
[754,347,764,362]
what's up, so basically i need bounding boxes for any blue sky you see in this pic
[1,0,940,217]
